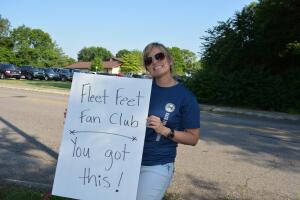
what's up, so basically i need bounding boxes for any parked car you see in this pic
[20,65,45,80]
[97,72,118,76]
[51,67,62,74]
[0,63,21,79]
[67,68,81,74]
[58,68,73,81]
[43,68,60,81]
[131,74,151,79]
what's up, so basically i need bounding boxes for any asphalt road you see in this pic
[0,87,299,200]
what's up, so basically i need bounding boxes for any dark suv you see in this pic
[0,63,21,79]
[58,68,73,81]
[20,65,45,80]
[43,68,60,81]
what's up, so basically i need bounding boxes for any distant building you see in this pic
[103,58,123,74]
[66,58,123,74]
[66,62,91,72]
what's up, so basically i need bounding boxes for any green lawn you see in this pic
[0,186,69,200]
[0,79,71,90]
[0,186,180,200]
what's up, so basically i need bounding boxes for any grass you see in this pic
[0,186,69,200]
[0,79,71,90]
[0,186,181,200]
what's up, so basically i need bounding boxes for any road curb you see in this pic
[0,84,69,96]
[1,178,52,191]
[200,104,300,122]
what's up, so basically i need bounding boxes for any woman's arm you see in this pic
[170,128,199,146]
[147,115,200,146]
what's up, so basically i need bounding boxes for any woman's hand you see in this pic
[146,115,169,137]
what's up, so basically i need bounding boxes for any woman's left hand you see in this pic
[146,115,169,136]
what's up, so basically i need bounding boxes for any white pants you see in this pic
[136,163,174,200]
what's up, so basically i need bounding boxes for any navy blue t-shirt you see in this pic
[142,81,200,166]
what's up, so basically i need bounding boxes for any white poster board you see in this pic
[52,73,152,200]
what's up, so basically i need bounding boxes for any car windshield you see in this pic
[45,69,55,73]
[62,69,70,73]
[4,64,16,70]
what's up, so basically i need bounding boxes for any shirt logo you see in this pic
[165,103,175,113]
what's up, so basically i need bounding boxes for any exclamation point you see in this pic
[115,172,124,192]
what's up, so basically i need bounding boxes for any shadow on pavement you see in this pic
[201,112,300,173]
[0,116,57,186]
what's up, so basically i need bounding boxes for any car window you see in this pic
[4,64,16,70]
[46,69,55,73]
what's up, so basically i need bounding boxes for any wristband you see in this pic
[167,128,175,139]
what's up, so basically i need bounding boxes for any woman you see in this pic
[137,42,200,200]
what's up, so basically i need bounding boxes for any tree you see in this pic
[116,49,130,58]
[0,47,15,63]
[120,50,143,73]
[254,0,300,70]
[0,15,14,63]
[180,49,199,73]
[168,47,199,75]
[77,46,112,61]
[168,47,185,75]
[10,25,72,67]
[200,0,300,72]
[91,57,103,72]
[188,0,300,113]
[0,15,10,38]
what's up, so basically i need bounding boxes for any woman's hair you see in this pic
[142,42,174,72]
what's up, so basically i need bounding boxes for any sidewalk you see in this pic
[1,83,300,122]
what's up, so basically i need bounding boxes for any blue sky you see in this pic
[0,0,255,59]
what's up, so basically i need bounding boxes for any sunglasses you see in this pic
[144,52,166,66]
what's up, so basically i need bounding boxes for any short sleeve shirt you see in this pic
[142,81,200,166]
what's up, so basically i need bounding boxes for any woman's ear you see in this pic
[169,60,173,69]
[167,58,173,67]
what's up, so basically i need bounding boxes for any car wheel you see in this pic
[28,74,33,80]
[0,73,4,79]
[61,77,66,82]
[45,76,49,81]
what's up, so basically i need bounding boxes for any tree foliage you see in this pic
[186,0,300,113]
[78,46,112,62]
[168,47,199,75]
[116,49,130,58]
[0,16,74,67]
[91,57,103,72]
[120,50,143,73]
[0,15,14,63]
[0,15,10,38]
[200,0,300,72]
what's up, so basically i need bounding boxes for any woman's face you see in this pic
[145,47,172,78]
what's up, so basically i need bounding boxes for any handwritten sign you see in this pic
[52,73,152,200]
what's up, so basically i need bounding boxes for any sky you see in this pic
[0,0,255,59]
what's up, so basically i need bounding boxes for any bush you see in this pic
[184,68,300,114]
